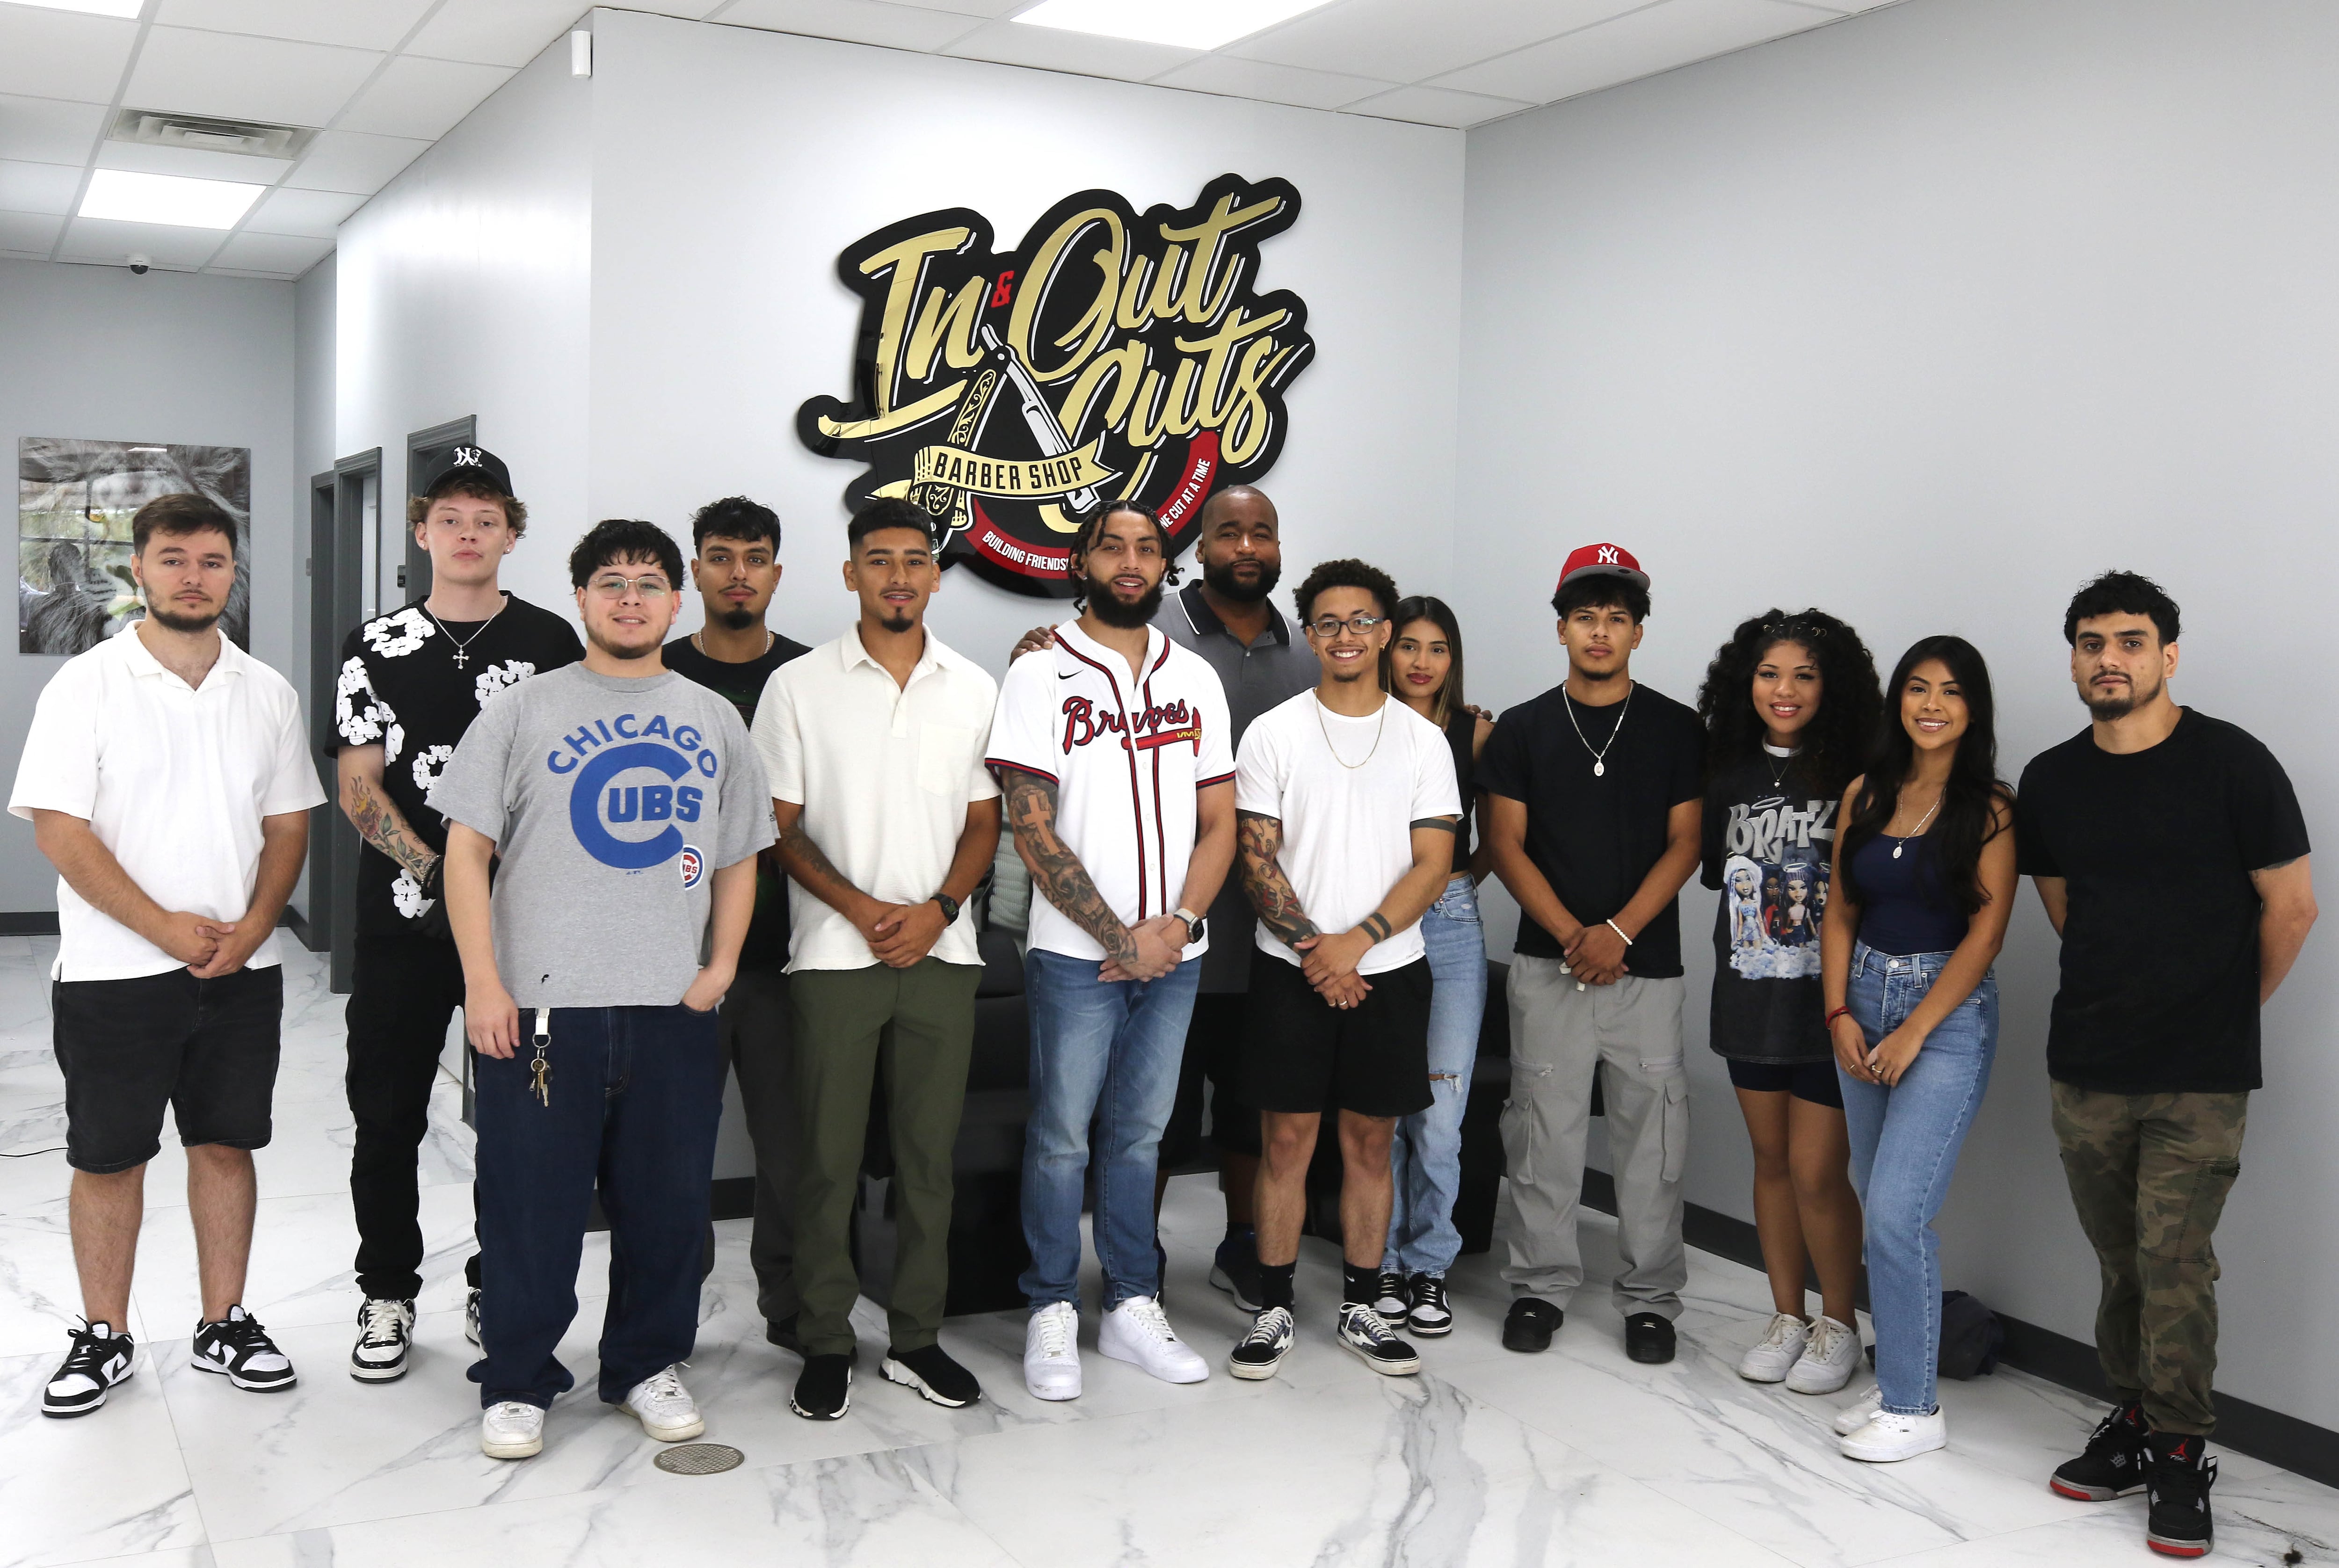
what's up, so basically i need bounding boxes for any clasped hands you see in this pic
[1559,919,1631,986]
[851,894,952,970]
[1098,915,1188,983]
[158,908,262,978]
[1294,927,1375,1009]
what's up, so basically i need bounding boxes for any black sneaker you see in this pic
[1228,1306,1294,1381]
[349,1297,415,1382]
[1210,1232,1264,1314]
[2050,1400,2148,1501]
[464,1288,482,1348]
[1624,1311,1677,1365]
[790,1352,854,1420]
[191,1305,298,1391]
[42,1319,134,1418]
[1369,1270,1409,1326]
[1502,1297,1562,1353]
[881,1343,981,1408]
[1337,1301,1421,1377]
[1406,1273,1454,1337]
[765,1314,803,1355]
[2144,1431,2217,1558]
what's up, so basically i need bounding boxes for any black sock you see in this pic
[1260,1261,1296,1312]
[1342,1262,1380,1306]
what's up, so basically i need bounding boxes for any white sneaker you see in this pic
[1737,1313,1809,1383]
[1840,1406,1947,1462]
[1024,1301,1082,1401]
[1787,1316,1862,1394]
[481,1400,544,1459]
[464,1288,482,1348]
[349,1297,415,1382]
[1832,1383,1885,1436]
[622,1365,705,1442]
[1098,1295,1210,1385]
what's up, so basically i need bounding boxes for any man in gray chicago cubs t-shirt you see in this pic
[431,519,771,1462]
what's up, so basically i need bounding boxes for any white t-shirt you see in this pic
[1235,690,1460,975]
[986,621,1234,962]
[754,627,1000,973]
[9,624,327,982]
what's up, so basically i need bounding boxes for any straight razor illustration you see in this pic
[979,322,1102,515]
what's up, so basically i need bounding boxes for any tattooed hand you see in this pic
[1003,767,1142,971]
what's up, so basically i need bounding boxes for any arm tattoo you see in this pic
[1359,911,1392,943]
[1236,809,1320,947]
[1004,768,1139,966]
[345,772,439,882]
[775,818,866,912]
[1410,816,1460,834]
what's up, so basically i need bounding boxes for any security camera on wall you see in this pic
[127,254,150,275]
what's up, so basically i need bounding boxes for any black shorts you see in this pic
[52,965,283,1173]
[1725,1056,1844,1109]
[1160,992,1261,1165]
[1244,956,1433,1119]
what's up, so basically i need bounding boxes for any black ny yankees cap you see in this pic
[422,443,514,501]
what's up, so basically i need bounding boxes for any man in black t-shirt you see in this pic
[2017,571,2316,1559]
[328,447,582,1382]
[1479,544,1704,1366]
[662,496,810,1350]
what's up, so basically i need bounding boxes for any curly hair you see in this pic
[1696,607,1881,798]
[1066,501,1178,610]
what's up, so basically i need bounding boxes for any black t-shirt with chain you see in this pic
[1476,681,1705,976]
[328,595,583,936]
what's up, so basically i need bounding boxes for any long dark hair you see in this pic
[1838,634,2009,919]
[1696,608,1880,799]
[1380,594,1467,726]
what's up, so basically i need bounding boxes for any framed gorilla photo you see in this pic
[18,436,252,656]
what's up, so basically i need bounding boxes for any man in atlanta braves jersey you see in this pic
[988,502,1236,1402]
[327,445,581,1383]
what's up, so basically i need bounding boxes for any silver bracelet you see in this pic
[1605,918,1633,945]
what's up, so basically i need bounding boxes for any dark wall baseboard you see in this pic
[1578,1169,2339,1490]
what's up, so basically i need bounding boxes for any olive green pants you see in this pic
[2051,1081,2248,1436]
[790,959,981,1359]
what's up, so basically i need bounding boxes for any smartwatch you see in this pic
[1175,906,1206,946]
[932,893,960,925]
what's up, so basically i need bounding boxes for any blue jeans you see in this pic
[471,1002,724,1408]
[1838,944,1998,1416]
[1020,949,1202,1311]
[1385,874,1485,1276]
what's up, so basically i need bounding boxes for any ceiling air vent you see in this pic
[109,109,316,160]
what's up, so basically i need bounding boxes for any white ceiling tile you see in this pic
[1342,82,1530,128]
[797,0,1025,15]
[942,18,1197,82]
[280,127,428,192]
[1230,0,1643,83]
[243,182,362,237]
[0,8,139,102]
[0,207,65,255]
[153,0,436,51]
[58,213,227,268]
[0,92,107,164]
[125,26,386,127]
[1432,0,1833,105]
[629,0,729,16]
[402,0,586,67]
[715,0,983,52]
[335,54,514,140]
[0,157,84,214]
[1150,54,1394,112]
[208,226,331,273]
[95,139,293,181]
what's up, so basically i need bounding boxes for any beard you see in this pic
[2084,670,2161,719]
[147,603,221,634]
[1086,574,1164,629]
[1202,556,1277,605]
[718,605,758,632]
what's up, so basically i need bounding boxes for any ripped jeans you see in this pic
[1384,874,1486,1277]
[1495,958,1689,1318]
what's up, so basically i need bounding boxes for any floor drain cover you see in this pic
[654,1443,745,1475]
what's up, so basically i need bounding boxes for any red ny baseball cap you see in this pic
[1557,542,1649,594]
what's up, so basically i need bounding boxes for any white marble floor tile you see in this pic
[0,1344,204,1568]
[0,1208,154,1355]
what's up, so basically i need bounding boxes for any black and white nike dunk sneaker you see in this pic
[43,1319,135,1418]
[191,1305,298,1392]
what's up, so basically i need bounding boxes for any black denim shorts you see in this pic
[1243,955,1434,1119]
[51,965,283,1173]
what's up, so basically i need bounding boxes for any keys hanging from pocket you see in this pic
[528,1008,552,1107]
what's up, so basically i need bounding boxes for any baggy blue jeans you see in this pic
[1838,944,1998,1416]
[1020,949,1202,1312]
[1384,874,1485,1276]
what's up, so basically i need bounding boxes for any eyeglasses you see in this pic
[588,574,672,599]
[1307,613,1387,639]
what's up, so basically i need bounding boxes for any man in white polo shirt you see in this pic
[987,502,1236,1401]
[11,493,325,1419]
[753,497,1001,1423]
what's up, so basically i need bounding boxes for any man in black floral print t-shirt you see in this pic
[322,447,580,1384]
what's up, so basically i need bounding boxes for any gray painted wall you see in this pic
[1458,0,2339,1429]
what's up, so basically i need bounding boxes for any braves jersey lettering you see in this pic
[1059,695,1201,753]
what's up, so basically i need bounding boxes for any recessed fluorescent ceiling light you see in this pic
[1012,0,1332,51]
[80,168,263,229]
[14,0,146,16]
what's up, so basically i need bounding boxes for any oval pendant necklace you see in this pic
[1891,793,1942,858]
[1566,682,1632,777]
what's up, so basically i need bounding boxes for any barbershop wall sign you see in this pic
[796,174,1316,596]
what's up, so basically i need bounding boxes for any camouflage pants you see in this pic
[2050,1082,2248,1436]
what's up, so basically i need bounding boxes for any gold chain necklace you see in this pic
[1313,692,1387,769]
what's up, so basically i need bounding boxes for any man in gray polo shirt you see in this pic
[1013,485,1314,1306]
